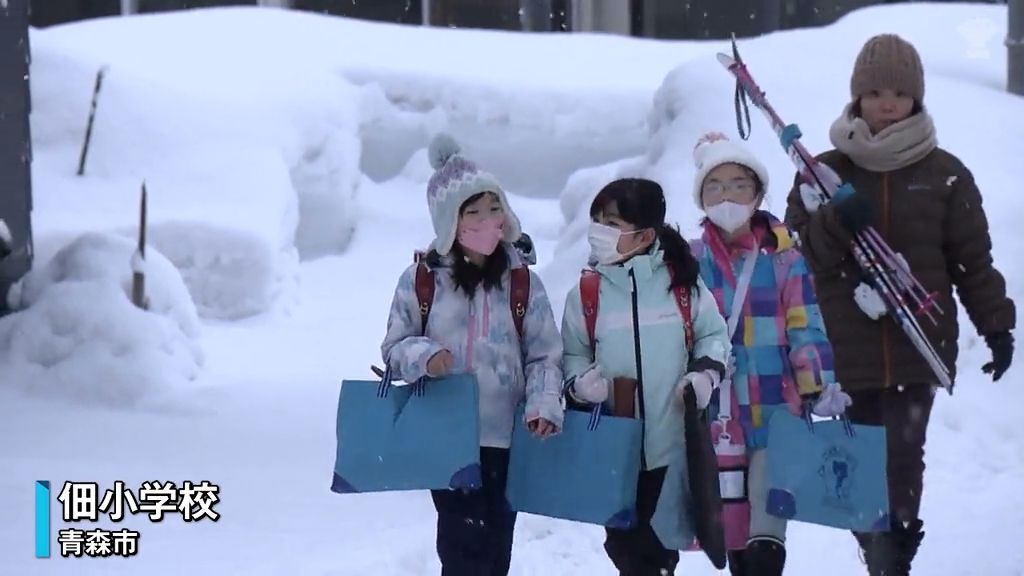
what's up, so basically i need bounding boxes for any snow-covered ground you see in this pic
[1,3,1022,575]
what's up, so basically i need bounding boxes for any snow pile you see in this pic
[29,6,714,209]
[29,21,362,318]
[24,6,722,319]
[0,232,203,407]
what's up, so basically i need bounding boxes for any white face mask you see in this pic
[705,201,756,234]
[588,222,643,265]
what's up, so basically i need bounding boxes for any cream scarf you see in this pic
[828,103,938,172]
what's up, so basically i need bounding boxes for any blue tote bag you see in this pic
[764,409,890,532]
[331,369,482,494]
[505,397,643,529]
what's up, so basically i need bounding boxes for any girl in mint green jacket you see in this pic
[561,178,731,575]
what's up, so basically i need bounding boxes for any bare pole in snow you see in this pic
[131,182,148,310]
[1010,0,1024,95]
[77,66,107,176]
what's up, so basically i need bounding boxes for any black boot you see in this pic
[855,530,893,576]
[855,520,925,576]
[891,520,924,575]
[727,550,745,576]
[743,538,785,576]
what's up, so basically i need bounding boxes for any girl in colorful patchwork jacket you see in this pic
[690,132,849,576]
[562,177,732,575]
[380,134,564,576]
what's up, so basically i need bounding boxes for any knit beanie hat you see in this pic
[691,132,769,209]
[426,133,522,256]
[850,33,925,102]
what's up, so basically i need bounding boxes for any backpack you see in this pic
[578,266,694,352]
[372,241,534,380]
[413,252,530,341]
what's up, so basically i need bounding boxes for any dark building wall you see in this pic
[782,0,888,28]
[640,0,782,39]
[1,0,34,312]
[293,0,422,25]
[29,0,120,28]
[430,0,522,30]
[138,0,258,13]
[632,0,951,39]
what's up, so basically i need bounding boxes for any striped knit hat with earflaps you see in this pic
[425,134,522,256]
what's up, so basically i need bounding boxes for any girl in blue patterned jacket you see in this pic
[380,135,564,576]
[690,132,849,576]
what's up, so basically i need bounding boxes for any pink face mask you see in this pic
[457,216,505,256]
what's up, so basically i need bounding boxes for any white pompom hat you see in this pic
[691,131,770,209]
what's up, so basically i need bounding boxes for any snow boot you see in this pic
[891,519,924,575]
[727,550,745,576]
[855,519,924,576]
[743,537,785,576]
[855,530,893,576]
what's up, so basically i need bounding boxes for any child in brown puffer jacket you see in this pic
[785,33,1015,576]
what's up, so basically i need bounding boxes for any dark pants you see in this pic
[604,467,679,576]
[431,447,516,576]
[845,384,936,523]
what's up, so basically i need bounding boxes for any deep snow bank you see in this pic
[0,232,203,406]
[29,19,362,317]
[32,6,715,203]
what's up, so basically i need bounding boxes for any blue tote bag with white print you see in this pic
[505,394,643,529]
[331,369,482,494]
[764,409,890,532]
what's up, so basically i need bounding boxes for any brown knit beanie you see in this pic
[850,34,925,102]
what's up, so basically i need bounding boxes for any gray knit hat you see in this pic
[851,34,925,102]
[425,134,522,256]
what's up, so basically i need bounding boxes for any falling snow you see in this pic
[1,3,1022,575]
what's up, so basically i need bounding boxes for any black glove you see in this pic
[831,188,872,234]
[982,331,1014,381]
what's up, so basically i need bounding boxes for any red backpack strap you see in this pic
[413,258,435,336]
[673,285,695,350]
[509,267,530,341]
[579,270,601,352]
[667,265,696,349]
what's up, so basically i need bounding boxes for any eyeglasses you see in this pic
[702,180,757,201]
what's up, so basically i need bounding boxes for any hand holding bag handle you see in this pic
[561,370,606,432]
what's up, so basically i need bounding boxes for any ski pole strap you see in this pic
[734,81,752,140]
[729,36,752,140]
